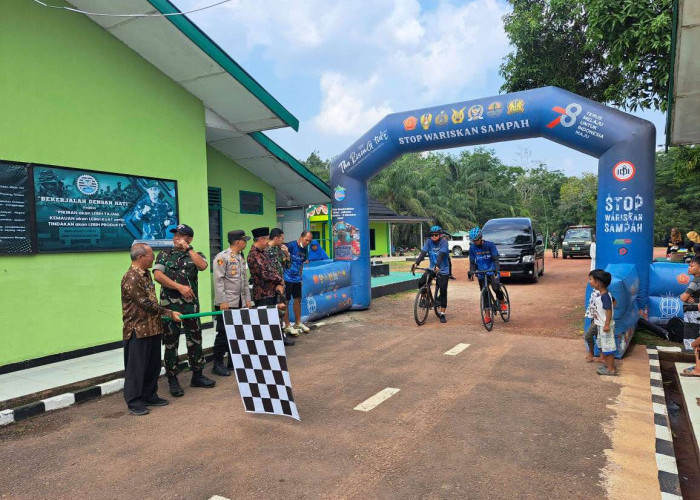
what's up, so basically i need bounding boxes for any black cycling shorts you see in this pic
[285,281,302,300]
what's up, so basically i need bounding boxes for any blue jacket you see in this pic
[469,240,499,272]
[421,238,450,275]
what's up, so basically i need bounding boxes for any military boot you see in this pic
[211,360,230,377]
[168,375,184,397]
[190,370,216,388]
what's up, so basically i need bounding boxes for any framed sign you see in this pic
[33,164,178,252]
[0,162,36,254]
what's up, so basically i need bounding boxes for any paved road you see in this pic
[0,257,654,499]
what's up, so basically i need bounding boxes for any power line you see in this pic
[29,0,234,17]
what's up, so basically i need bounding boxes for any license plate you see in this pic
[500,271,511,277]
[573,246,580,250]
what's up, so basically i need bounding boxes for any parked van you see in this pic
[447,231,469,256]
[562,225,594,259]
[481,217,545,283]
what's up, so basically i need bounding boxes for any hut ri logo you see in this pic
[660,293,680,318]
[613,161,635,181]
[334,185,346,201]
[75,174,99,195]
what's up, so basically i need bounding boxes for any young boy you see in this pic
[588,269,617,376]
[680,256,700,377]
[584,286,601,363]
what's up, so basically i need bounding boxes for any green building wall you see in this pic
[0,0,211,365]
[206,146,277,252]
[370,222,390,257]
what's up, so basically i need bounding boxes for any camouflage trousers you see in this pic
[162,318,203,376]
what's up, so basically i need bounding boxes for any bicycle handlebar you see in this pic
[411,266,435,276]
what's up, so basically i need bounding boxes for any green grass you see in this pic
[632,328,683,348]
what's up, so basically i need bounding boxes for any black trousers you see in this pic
[213,299,242,362]
[478,275,505,308]
[255,296,277,307]
[123,334,162,407]
[435,274,449,308]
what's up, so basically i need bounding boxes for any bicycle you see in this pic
[472,270,510,331]
[411,267,442,325]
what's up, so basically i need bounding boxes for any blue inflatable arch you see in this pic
[324,86,655,354]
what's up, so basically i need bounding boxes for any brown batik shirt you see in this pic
[121,266,173,340]
[247,245,284,301]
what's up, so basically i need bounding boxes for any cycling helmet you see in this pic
[429,225,443,234]
[469,226,483,241]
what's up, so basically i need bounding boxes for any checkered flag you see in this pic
[223,307,299,420]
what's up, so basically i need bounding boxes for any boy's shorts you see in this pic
[596,325,616,355]
[683,310,700,352]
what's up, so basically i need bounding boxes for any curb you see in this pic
[646,346,683,499]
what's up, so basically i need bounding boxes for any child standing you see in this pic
[584,287,601,362]
[680,256,700,377]
[588,269,617,376]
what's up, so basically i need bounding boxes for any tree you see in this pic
[303,151,330,183]
[500,0,672,112]
[558,173,598,227]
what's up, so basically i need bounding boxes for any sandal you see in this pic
[680,370,700,377]
[596,366,617,376]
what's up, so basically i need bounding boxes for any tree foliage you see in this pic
[500,0,672,112]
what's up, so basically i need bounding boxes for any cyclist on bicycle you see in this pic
[467,226,508,324]
[411,225,450,323]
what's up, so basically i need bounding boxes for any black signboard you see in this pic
[0,162,35,254]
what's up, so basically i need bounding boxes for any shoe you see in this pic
[212,361,231,377]
[168,375,184,397]
[144,396,169,407]
[500,303,509,312]
[190,370,216,388]
[449,275,456,280]
[439,314,447,324]
[128,404,149,416]
[596,366,617,376]
[295,323,311,334]
[284,325,301,337]
[283,336,296,346]
[227,357,234,370]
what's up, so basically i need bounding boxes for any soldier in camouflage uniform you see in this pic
[266,228,295,335]
[153,224,216,397]
[132,180,174,239]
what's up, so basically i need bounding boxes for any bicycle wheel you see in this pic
[499,284,511,322]
[414,288,430,325]
[433,284,442,318]
[479,285,494,331]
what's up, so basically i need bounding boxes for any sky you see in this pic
[172,0,668,177]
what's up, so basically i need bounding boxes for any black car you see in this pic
[481,217,545,283]
[562,225,594,258]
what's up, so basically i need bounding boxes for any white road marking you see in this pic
[444,343,470,356]
[651,386,665,398]
[661,493,683,500]
[99,378,125,395]
[653,402,668,416]
[655,424,673,442]
[209,496,231,500]
[354,388,400,412]
[0,409,14,426]
[655,453,678,475]
[657,346,682,353]
[42,393,75,411]
[650,371,662,381]
[649,359,660,367]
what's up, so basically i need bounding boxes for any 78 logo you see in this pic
[547,103,582,128]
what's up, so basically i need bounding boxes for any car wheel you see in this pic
[562,253,567,259]
[452,246,462,257]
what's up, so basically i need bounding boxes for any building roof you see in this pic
[369,199,431,224]
[667,0,700,146]
[68,0,330,205]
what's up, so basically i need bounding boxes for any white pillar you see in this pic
[419,223,423,247]
[388,223,392,257]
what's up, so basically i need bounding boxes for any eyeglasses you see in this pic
[430,233,440,237]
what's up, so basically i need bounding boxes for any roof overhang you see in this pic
[370,217,431,223]
[667,0,700,145]
[68,0,330,206]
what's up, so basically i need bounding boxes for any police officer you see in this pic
[153,223,216,396]
[133,180,174,239]
[211,229,252,377]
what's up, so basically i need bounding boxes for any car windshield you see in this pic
[482,225,532,245]
[565,228,592,240]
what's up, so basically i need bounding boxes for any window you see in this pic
[208,188,222,268]
[370,228,376,251]
[240,190,263,215]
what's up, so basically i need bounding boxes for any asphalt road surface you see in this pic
[1,256,657,499]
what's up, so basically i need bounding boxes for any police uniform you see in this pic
[212,230,252,372]
[154,244,206,378]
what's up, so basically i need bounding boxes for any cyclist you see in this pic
[467,226,508,324]
[411,225,450,323]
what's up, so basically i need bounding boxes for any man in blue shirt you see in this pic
[284,230,314,334]
[467,226,508,324]
[412,226,451,323]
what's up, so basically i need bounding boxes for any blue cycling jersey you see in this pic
[422,238,450,275]
[469,240,499,271]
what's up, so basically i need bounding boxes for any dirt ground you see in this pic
[0,254,659,499]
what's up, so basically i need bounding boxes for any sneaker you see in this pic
[128,404,149,416]
[190,371,216,388]
[144,396,169,407]
[295,323,311,334]
[500,303,509,312]
[282,325,301,337]
[168,375,184,397]
[439,314,447,324]
[283,336,296,346]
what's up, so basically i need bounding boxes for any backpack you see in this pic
[667,317,685,344]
